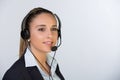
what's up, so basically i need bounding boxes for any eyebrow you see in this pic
[37,24,46,27]
[36,24,57,28]
[52,25,57,27]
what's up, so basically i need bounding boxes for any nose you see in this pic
[47,29,52,38]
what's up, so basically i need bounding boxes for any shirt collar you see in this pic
[25,48,58,76]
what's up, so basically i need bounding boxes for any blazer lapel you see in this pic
[26,66,44,80]
[56,65,65,80]
[17,55,32,80]
[19,55,44,80]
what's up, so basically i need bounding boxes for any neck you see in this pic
[29,47,47,65]
[28,46,51,75]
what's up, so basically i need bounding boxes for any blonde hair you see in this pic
[19,38,27,57]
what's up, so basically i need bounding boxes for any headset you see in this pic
[20,8,62,51]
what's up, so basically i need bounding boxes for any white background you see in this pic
[0,0,120,80]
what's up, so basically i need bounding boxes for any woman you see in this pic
[3,7,65,80]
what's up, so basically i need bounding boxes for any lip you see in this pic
[43,41,53,46]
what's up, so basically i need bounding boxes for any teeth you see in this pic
[46,42,51,44]
[44,41,52,45]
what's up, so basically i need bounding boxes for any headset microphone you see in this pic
[51,34,62,51]
[51,46,58,51]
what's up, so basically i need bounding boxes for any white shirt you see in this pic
[25,48,60,80]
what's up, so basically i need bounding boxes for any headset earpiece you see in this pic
[21,29,30,40]
[54,14,61,39]
[58,29,61,38]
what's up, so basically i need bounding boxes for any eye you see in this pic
[38,28,46,31]
[51,28,58,31]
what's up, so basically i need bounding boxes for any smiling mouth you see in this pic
[43,41,53,46]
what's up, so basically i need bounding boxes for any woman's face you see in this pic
[29,13,58,53]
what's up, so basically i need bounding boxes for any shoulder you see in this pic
[2,56,25,80]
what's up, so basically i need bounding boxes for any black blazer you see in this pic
[2,55,65,80]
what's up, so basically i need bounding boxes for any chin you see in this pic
[43,49,51,53]
[42,47,52,53]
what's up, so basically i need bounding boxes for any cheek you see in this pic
[30,34,44,49]
[30,31,43,42]
[53,34,58,43]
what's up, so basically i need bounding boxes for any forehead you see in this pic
[30,13,57,25]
